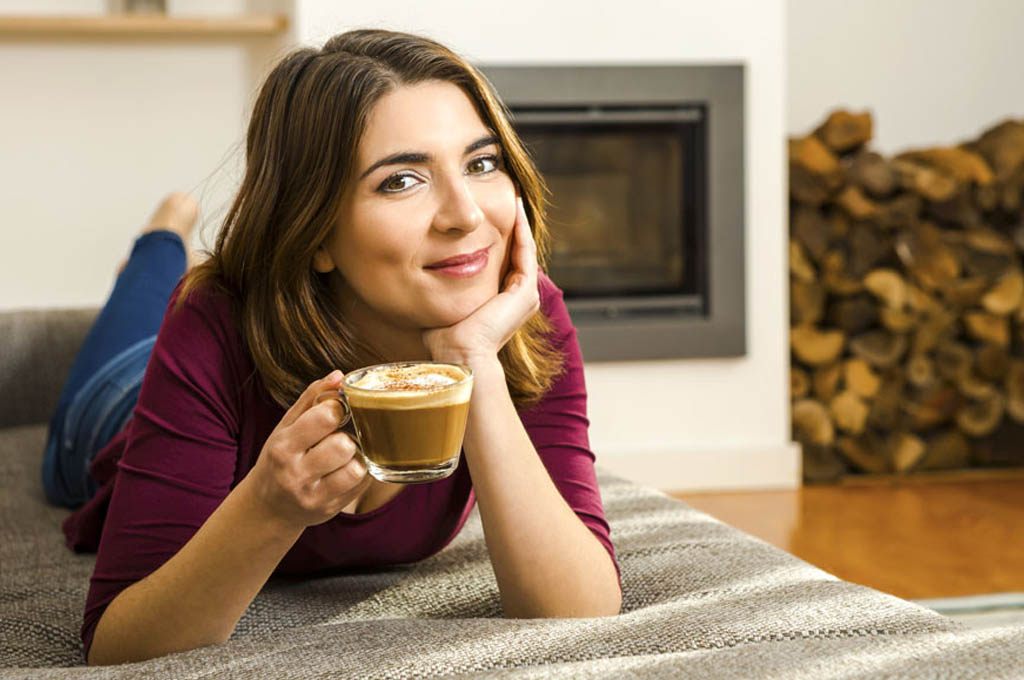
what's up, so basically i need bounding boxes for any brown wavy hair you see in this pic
[179,28,562,409]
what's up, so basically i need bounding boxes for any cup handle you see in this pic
[314,389,353,429]
[313,388,374,479]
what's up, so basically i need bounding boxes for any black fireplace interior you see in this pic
[511,104,708,319]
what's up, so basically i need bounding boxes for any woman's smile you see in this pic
[424,246,491,278]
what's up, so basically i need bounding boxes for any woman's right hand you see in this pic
[242,370,371,529]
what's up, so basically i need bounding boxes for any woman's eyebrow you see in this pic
[358,134,501,181]
[465,133,500,155]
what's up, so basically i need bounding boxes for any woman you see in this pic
[45,28,621,666]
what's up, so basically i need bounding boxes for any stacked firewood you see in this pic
[789,111,1024,481]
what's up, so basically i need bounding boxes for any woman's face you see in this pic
[315,79,517,340]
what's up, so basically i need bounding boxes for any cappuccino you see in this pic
[343,363,473,483]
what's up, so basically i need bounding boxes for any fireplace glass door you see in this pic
[511,105,707,317]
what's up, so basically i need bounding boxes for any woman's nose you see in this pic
[431,176,484,234]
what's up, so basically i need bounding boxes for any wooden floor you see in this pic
[673,472,1024,600]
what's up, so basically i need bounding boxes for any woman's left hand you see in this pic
[422,197,539,370]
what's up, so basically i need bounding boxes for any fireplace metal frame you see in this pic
[479,64,745,361]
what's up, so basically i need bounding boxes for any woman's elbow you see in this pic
[589,586,622,617]
[506,588,622,619]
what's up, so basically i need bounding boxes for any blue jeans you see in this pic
[42,230,187,508]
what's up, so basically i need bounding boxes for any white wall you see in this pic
[293,0,796,492]
[0,0,286,310]
[788,0,1024,152]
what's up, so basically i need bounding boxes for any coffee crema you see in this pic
[347,363,472,409]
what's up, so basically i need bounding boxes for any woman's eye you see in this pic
[467,155,500,175]
[378,174,420,193]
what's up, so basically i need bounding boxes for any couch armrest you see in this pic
[0,308,98,429]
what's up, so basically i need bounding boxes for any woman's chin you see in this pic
[423,295,491,329]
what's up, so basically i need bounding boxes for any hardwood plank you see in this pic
[674,478,1024,600]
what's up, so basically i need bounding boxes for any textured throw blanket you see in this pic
[2,424,1022,679]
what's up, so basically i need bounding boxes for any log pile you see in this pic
[789,111,1024,481]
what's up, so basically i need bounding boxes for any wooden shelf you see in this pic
[0,14,288,38]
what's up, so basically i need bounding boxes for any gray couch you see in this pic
[2,308,1023,679]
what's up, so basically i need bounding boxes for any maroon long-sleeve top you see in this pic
[62,273,617,656]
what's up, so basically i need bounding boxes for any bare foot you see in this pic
[118,193,200,275]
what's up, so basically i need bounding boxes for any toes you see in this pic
[144,192,199,238]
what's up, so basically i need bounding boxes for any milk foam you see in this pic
[346,363,472,408]
[354,370,456,391]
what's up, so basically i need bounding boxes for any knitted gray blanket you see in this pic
[2,424,1022,679]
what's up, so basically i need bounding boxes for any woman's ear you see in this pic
[312,246,335,274]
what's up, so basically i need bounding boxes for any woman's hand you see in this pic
[422,197,540,369]
[242,371,371,529]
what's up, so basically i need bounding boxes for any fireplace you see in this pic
[480,65,746,361]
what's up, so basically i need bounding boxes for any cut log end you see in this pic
[981,268,1024,315]
[964,311,1010,347]
[791,325,846,366]
[814,110,873,153]
[812,363,843,402]
[956,393,1005,438]
[829,389,870,435]
[863,268,908,309]
[843,358,881,398]
[1005,361,1024,423]
[849,330,908,368]
[919,430,971,470]
[836,435,889,474]
[889,432,927,473]
[793,399,835,448]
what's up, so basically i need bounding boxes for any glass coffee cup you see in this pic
[318,362,474,484]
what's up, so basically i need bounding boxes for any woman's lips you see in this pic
[424,247,489,278]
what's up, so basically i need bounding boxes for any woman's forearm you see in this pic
[461,359,621,619]
[87,478,304,665]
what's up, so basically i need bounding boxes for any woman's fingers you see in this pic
[280,397,349,455]
[501,197,540,321]
[507,197,538,292]
[279,370,345,429]
[303,430,361,478]
[516,197,538,272]
[280,416,366,508]
[319,454,371,499]
[253,371,368,528]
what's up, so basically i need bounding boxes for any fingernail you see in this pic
[327,370,343,382]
